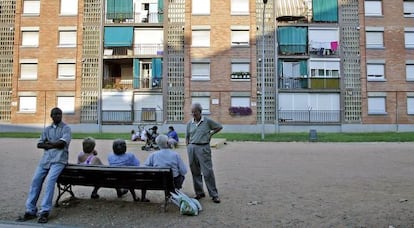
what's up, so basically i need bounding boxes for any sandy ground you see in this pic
[0,138,413,227]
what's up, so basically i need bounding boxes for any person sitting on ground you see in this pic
[144,134,187,189]
[131,129,140,141]
[144,126,159,150]
[167,126,179,148]
[77,137,103,199]
[108,139,149,202]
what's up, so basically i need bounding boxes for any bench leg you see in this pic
[55,183,75,207]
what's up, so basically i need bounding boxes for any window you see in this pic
[21,28,39,47]
[191,62,210,80]
[404,0,414,17]
[192,0,210,15]
[367,63,385,81]
[368,96,386,114]
[405,29,414,48]
[59,30,77,47]
[407,64,414,81]
[231,97,250,107]
[192,97,210,114]
[231,0,249,15]
[58,63,76,79]
[57,96,75,114]
[192,29,210,47]
[366,31,384,48]
[407,97,414,114]
[309,60,340,77]
[231,62,250,79]
[20,63,38,80]
[231,27,249,46]
[364,0,382,16]
[19,96,37,112]
[60,0,78,15]
[23,0,40,15]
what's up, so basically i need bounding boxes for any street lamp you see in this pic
[261,0,267,140]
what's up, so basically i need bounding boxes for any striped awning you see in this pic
[275,0,308,20]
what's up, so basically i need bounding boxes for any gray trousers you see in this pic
[187,144,218,198]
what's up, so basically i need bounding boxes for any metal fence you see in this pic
[278,110,341,124]
[101,109,164,124]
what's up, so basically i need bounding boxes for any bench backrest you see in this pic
[57,164,175,192]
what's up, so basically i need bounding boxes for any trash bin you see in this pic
[309,129,317,142]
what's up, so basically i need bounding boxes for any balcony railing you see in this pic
[278,110,340,124]
[105,12,161,24]
[101,109,164,124]
[102,110,133,124]
[133,77,162,90]
[309,41,339,57]
[279,44,308,55]
[103,77,133,90]
[279,77,340,90]
[231,72,250,80]
[103,77,162,90]
[133,44,163,55]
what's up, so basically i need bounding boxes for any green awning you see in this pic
[104,27,133,47]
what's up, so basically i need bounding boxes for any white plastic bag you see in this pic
[170,190,202,216]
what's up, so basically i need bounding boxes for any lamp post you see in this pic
[261,0,268,140]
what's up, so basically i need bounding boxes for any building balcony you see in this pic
[279,44,308,56]
[279,77,340,90]
[103,44,163,57]
[133,44,163,56]
[309,41,339,58]
[103,77,162,91]
[102,108,164,124]
[278,110,340,124]
[105,12,162,24]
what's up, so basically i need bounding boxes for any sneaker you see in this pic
[37,212,49,224]
[16,212,37,222]
[212,196,221,203]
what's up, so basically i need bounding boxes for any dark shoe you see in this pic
[16,212,37,222]
[91,193,100,199]
[116,189,128,198]
[194,193,206,200]
[141,198,150,202]
[37,212,49,224]
[212,196,221,203]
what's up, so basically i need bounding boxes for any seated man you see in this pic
[108,139,149,202]
[144,134,187,189]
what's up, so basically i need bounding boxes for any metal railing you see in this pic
[278,110,341,124]
[102,110,133,124]
[103,77,133,90]
[105,12,161,24]
[133,44,163,55]
[103,77,162,90]
[101,109,164,124]
[278,77,340,90]
[278,44,308,55]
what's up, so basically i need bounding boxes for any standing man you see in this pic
[186,103,223,203]
[17,107,71,224]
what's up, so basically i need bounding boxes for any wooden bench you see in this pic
[55,164,175,211]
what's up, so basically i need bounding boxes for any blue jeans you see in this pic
[25,163,65,214]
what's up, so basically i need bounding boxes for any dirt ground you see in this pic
[0,138,413,227]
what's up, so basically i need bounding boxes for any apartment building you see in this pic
[361,0,414,128]
[0,0,413,132]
